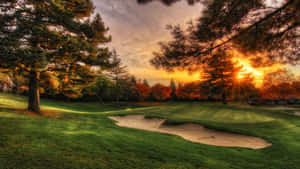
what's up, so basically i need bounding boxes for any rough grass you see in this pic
[0,93,300,169]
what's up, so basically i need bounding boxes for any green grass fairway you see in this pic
[0,93,300,169]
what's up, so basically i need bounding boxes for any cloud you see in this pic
[93,0,203,84]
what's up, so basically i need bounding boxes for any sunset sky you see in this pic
[93,0,297,85]
[93,0,203,85]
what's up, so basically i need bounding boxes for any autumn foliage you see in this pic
[260,82,300,99]
[132,83,151,101]
[151,84,172,101]
[176,83,205,100]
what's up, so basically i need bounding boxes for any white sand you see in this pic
[109,115,272,149]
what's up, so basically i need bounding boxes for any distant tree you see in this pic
[292,81,300,96]
[169,79,177,100]
[132,83,151,101]
[263,69,295,87]
[107,53,129,102]
[130,76,137,85]
[0,0,112,113]
[232,74,259,102]
[143,79,150,87]
[175,82,203,101]
[177,82,183,89]
[83,75,114,102]
[261,82,296,99]
[151,84,172,101]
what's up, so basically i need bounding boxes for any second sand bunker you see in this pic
[109,115,271,149]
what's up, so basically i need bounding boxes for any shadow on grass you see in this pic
[0,105,61,118]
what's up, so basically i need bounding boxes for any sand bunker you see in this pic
[109,115,271,149]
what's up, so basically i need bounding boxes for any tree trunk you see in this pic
[28,71,41,113]
[222,92,227,104]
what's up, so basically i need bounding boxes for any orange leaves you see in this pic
[151,84,172,101]
[132,83,151,101]
[260,82,300,99]
[64,76,69,83]
[175,82,207,100]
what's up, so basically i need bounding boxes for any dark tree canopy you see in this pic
[0,0,113,113]
[202,49,241,104]
[146,0,299,72]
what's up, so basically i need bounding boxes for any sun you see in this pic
[232,50,284,87]
[232,52,264,87]
[237,64,263,79]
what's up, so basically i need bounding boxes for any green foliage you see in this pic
[0,0,114,105]
[82,75,114,102]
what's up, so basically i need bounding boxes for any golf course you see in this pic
[0,93,300,169]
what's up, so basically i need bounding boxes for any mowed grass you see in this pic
[0,93,300,169]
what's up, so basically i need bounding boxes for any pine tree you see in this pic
[143,79,149,87]
[130,76,137,85]
[107,53,129,102]
[169,79,177,100]
[202,50,240,104]
[0,0,112,113]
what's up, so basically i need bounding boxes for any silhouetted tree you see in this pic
[232,74,259,102]
[202,50,240,104]
[130,76,137,85]
[140,0,299,65]
[143,79,150,87]
[169,79,177,100]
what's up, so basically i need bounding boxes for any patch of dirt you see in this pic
[21,110,61,118]
[109,115,272,149]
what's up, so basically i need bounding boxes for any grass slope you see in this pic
[0,93,300,169]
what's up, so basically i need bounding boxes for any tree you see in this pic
[139,0,299,65]
[175,82,203,101]
[232,74,259,102]
[151,84,172,101]
[107,53,129,102]
[83,75,114,102]
[141,1,299,102]
[0,0,112,113]
[132,83,151,101]
[130,76,137,85]
[169,78,177,100]
[143,79,150,87]
[202,50,240,104]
